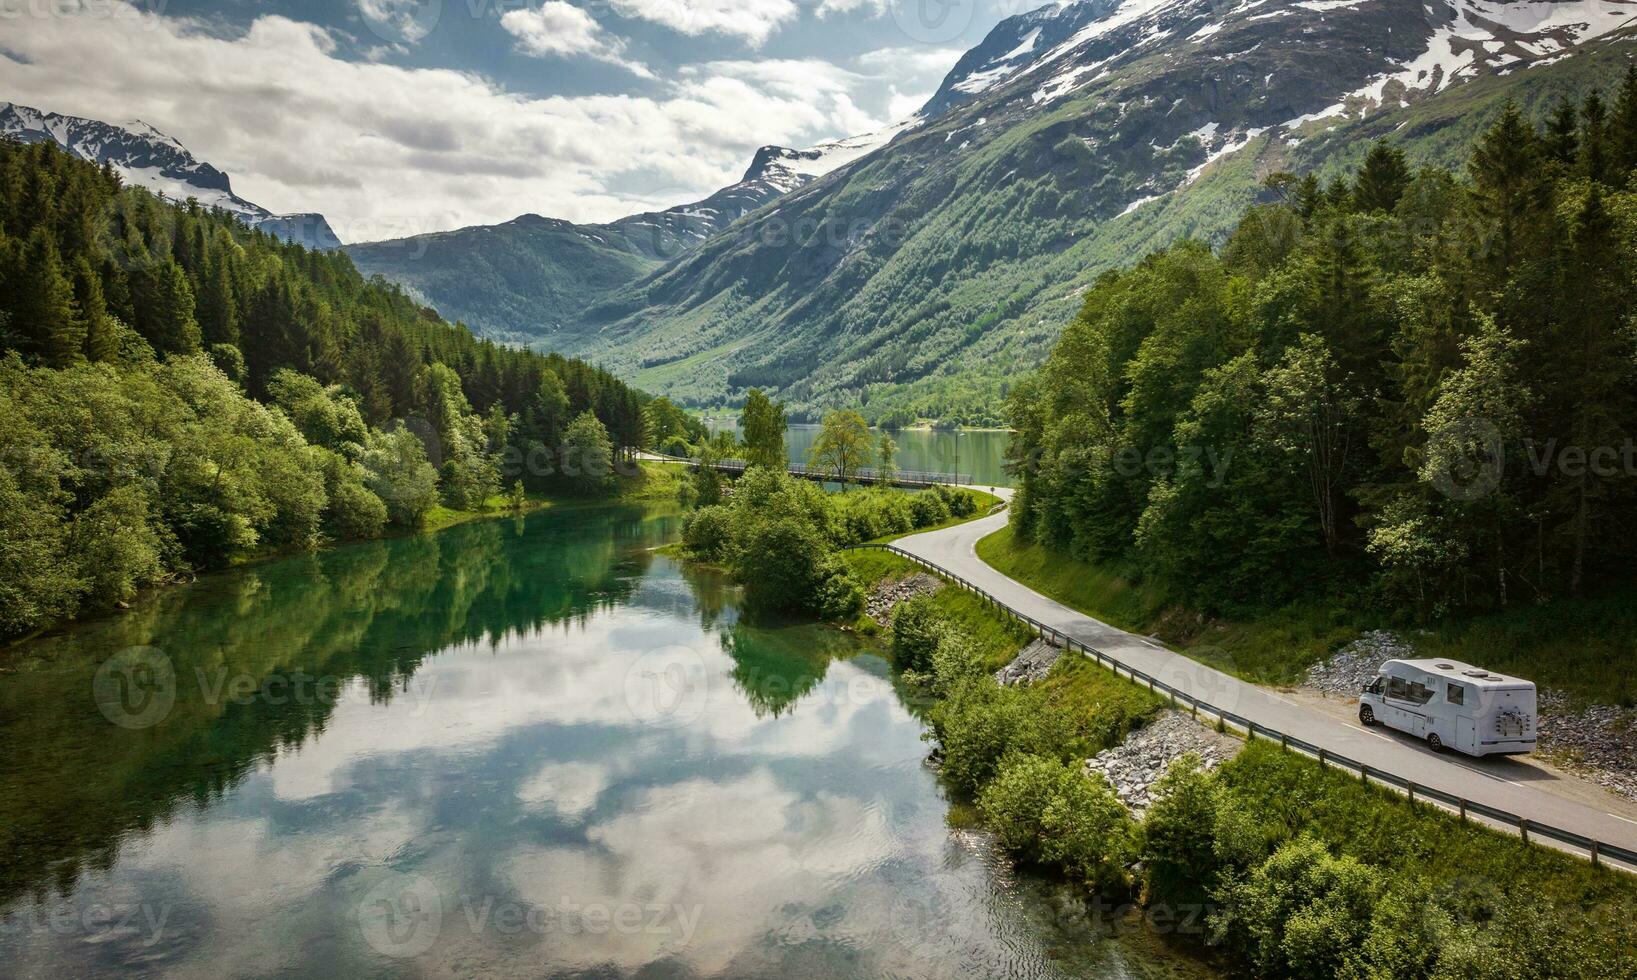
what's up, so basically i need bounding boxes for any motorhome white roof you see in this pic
[1383,658,1532,690]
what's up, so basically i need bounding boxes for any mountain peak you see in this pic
[0,100,340,251]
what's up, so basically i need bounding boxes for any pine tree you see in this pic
[140,260,201,356]
[1554,186,1633,594]
[1578,90,1612,184]
[1468,102,1548,290]
[196,253,239,348]
[14,229,83,367]
[72,257,116,362]
[1611,63,1637,176]
[1353,141,1411,212]
[1543,98,1579,166]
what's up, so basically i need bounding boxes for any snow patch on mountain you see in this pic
[0,101,340,251]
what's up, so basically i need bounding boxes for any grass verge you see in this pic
[976,524,1637,705]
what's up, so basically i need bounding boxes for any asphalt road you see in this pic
[894,493,1637,864]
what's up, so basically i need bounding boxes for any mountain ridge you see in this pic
[0,100,341,252]
[342,123,919,340]
[551,0,1637,422]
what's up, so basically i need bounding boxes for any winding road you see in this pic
[894,489,1637,867]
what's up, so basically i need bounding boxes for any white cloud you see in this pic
[500,2,656,79]
[854,45,964,122]
[0,4,904,237]
[605,0,800,47]
[814,0,890,17]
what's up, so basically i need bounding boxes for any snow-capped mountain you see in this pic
[743,118,925,188]
[548,0,1637,418]
[0,101,340,251]
[920,0,1637,210]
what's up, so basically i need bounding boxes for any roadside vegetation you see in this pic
[677,462,986,620]
[846,550,1637,978]
[1004,70,1637,706]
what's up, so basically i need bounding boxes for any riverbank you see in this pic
[843,547,1637,976]
[3,461,690,651]
[975,525,1637,709]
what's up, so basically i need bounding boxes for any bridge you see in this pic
[642,452,975,489]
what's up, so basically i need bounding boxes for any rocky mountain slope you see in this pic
[556,0,1637,422]
[342,128,911,341]
[0,101,340,252]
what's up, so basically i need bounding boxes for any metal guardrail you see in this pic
[845,542,1637,873]
[646,451,971,488]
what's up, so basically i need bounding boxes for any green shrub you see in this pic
[1210,836,1382,979]
[68,485,165,610]
[814,556,865,620]
[929,677,1074,795]
[909,491,950,528]
[929,631,987,695]
[682,504,733,562]
[979,753,1137,894]
[890,594,944,672]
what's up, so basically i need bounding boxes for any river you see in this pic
[705,423,1016,488]
[0,503,1211,979]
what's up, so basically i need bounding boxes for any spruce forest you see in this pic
[1007,69,1637,621]
[0,140,648,638]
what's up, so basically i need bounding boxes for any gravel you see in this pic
[1301,630,1412,697]
[865,572,944,626]
[1083,710,1242,815]
[994,639,1061,687]
[1301,631,1637,803]
[1536,691,1637,802]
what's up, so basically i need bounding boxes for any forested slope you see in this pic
[0,140,646,639]
[1007,66,1637,620]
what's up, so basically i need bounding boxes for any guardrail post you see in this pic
[1591,840,1600,866]
[1280,733,1288,752]
[1520,819,1529,844]
[1407,782,1416,804]
[1317,747,1326,767]
[1458,799,1467,823]
[1360,765,1369,786]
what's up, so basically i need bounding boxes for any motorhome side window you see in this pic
[1388,676,1407,699]
[1448,683,1464,706]
[1407,681,1433,704]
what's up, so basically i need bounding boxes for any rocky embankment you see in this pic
[1302,631,1637,803]
[1083,710,1242,815]
[994,639,1060,686]
[865,572,944,626]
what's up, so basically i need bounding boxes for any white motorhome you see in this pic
[1358,658,1536,757]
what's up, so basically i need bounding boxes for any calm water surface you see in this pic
[707,423,1015,488]
[0,504,1210,979]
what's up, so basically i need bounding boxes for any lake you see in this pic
[706,423,1016,488]
[0,503,1211,979]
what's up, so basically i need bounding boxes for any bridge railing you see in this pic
[843,542,1637,874]
[650,452,972,487]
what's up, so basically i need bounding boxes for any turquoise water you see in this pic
[0,504,1210,978]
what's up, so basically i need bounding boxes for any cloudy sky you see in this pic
[0,0,1045,240]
